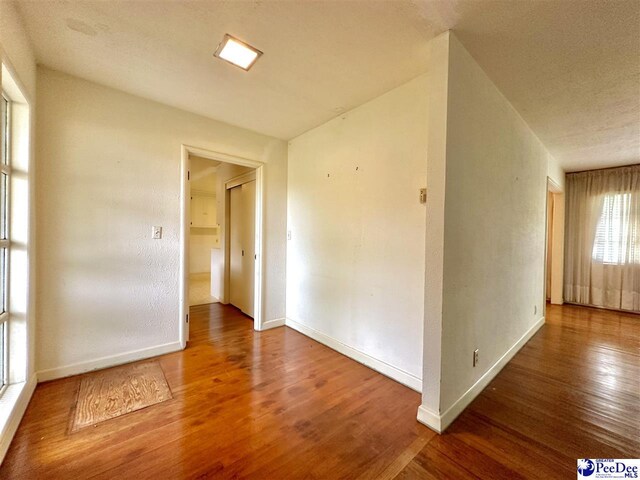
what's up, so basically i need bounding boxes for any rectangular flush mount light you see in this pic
[214,34,263,71]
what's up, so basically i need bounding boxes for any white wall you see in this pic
[287,74,428,390]
[420,32,551,431]
[190,229,217,274]
[36,68,287,379]
[421,31,450,417]
[548,155,565,191]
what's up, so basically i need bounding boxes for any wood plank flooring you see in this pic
[1,303,638,479]
[0,304,432,479]
[396,304,640,479]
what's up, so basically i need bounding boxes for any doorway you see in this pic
[545,178,565,307]
[179,146,264,347]
[188,155,221,307]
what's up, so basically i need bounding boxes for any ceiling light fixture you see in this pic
[214,34,262,71]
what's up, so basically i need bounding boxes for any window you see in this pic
[592,193,639,265]
[0,93,9,390]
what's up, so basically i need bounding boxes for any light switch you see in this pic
[287,230,292,240]
[152,226,162,239]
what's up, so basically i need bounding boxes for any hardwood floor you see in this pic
[1,303,638,479]
[396,304,640,479]
[0,304,432,479]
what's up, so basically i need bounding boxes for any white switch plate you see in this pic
[152,226,162,239]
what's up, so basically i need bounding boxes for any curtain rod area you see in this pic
[566,163,640,176]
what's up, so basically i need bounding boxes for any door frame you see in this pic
[179,145,264,348]
[543,176,564,316]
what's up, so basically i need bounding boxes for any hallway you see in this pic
[398,304,640,478]
[1,304,638,478]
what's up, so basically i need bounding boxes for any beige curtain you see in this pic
[564,165,640,312]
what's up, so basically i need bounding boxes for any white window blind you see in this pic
[592,193,639,265]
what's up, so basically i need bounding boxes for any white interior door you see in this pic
[229,180,256,317]
[243,181,256,317]
[229,186,243,310]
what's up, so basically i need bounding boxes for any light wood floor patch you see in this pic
[71,361,172,432]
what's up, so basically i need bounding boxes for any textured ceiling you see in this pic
[15,0,640,171]
[449,1,640,172]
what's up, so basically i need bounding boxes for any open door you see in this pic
[229,180,256,317]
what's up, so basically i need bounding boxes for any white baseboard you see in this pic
[417,405,442,433]
[0,373,37,464]
[37,341,183,382]
[417,316,545,433]
[257,318,285,331]
[285,317,422,392]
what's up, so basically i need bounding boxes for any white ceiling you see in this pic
[15,0,640,171]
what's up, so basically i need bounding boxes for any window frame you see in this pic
[0,91,11,393]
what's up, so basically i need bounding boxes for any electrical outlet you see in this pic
[473,349,479,367]
[152,226,162,239]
